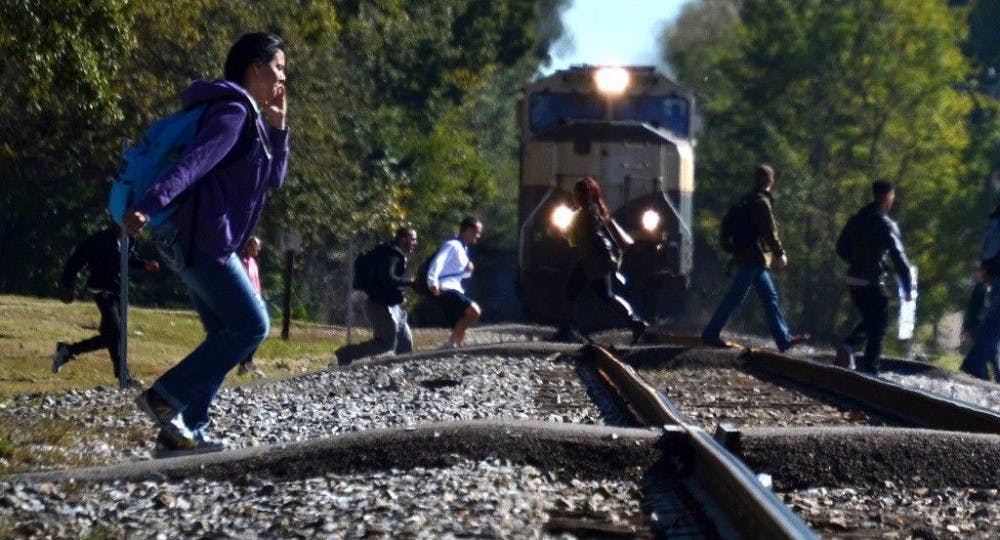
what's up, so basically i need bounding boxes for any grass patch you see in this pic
[0,294,454,473]
[0,294,358,398]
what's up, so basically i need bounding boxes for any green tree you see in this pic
[664,0,979,339]
[0,0,565,323]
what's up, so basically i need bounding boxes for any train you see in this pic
[516,65,696,324]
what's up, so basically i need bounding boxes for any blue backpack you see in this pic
[107,104,209,227]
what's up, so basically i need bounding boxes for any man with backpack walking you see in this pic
[959,204,1000,380]
[335,227,418,366]
[702,164,809,352]
[835,181,914,375]
[425,216,483,349]
[52,222,160,387]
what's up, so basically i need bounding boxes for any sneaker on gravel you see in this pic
[438,341,459,350]
[121,377,145,390]
[779,334,810,353]
[237,362,265,378]
[51,342,71,373]
[152,428,222,459]
[135,388,178,426]
[152,416,198,453]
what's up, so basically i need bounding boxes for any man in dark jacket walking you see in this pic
[52,223,160,386]
[835,181,913,374]
[702,164,809,352]
[335,227,418,366]
[960,204,1000,380]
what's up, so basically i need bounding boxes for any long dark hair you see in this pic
[224,32,285,85]
[574,176,609,219]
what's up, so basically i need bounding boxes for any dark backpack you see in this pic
[352,244,385,292]
[719,195,755,253]
[413,246,445,297]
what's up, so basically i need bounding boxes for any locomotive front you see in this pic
[516,66,695,325]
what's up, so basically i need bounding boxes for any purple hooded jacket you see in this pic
[133,79,289,263]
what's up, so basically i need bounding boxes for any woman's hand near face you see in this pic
[264,86,286,130]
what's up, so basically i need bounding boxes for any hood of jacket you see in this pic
[181,79,259,114]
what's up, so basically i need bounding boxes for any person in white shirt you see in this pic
[427,216,483,348]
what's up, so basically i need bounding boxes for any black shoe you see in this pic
[152,429,223,459]
[549,327,580,343]
[334,350,353,367]
[702,336,729,348]
[135,388,178,426]
[834,344,855,369]
[120,377,145,390]
[779,334,810,353]
[630,319,650,345]
[854,357,879,375]
[51,342,71,373]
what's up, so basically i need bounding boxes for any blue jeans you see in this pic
[961,276,1000,380]
[702,263,793,349]
[152,224,269,433]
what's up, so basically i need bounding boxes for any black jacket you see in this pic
[367,242,412,306]
[568,204,620,279]
[981,205,1000,277]
[836,202,912,293]
[61,227,147,294]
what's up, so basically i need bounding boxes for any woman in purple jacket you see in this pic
[124,32,289,457]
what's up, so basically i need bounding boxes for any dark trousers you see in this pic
[844,285,889,372]
[67,291,127,378]
[559,263,637,330]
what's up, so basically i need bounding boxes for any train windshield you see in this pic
[528,92,690,137]
[613,95,689,136]
[528,93,604,132]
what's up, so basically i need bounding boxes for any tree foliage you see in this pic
[0,0,564,320]
[664,0,990,338]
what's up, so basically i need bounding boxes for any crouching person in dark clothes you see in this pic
[552,177,649,344]
[960,204,1000,380]
[52,223,160,387]
[835,180,914,375]
[336,227,418,366]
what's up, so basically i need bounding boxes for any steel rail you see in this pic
[747,348,1000,434]
[583,344,818,540]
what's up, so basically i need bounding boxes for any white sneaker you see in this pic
[51,342,71,373]
[438,341,459,350]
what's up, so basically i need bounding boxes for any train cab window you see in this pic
[529,92,603,133]
[613,95,690,137]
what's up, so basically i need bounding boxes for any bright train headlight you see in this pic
[594,66,630,95]
[641,209,661,232]
[551,204,574,232]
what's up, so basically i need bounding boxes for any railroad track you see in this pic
[3,330,813,539]
[618,331,1000,537]
[7,325,1000,538]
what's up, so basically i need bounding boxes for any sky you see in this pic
[545,0,691,74]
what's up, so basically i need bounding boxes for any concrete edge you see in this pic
[12,420,662,485]
[734,425,1000,489]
